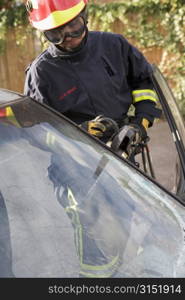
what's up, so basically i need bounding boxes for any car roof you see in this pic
[0,88,24,105]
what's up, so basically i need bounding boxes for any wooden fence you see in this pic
[0,25,164,94]
[0,28,41,93]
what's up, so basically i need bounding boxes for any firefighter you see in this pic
[24,0,161,144]
[23,0,162,276]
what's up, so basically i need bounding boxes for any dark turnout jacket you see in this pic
[24,31,161,125]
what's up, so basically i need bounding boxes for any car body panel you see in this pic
[0,89,23,105]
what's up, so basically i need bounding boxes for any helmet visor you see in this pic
[43,16,86,45]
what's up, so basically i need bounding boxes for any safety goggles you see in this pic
[43,16,86,45]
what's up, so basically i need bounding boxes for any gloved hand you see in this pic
[111,122,149,157]
[80,115,119,142]
[129,123,149,144]
[80,118,106,138]
[127,116,150,143]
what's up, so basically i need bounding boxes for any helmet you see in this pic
[26,0,88,31]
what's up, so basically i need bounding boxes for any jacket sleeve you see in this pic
[24,63,50,106]
[125,38,161,125]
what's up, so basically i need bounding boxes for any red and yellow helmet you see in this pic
[26,0,88,31]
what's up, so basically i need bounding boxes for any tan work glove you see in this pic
[80,115,119,142]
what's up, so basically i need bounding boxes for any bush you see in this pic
[88,0,185,117]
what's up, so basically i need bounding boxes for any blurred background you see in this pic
[0,0,185,116]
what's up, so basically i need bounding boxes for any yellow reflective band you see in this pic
[132,89,158,104]
[132,89,157,96]
[79,270,115,278]
[133,95,157,102]
[6,107,13,117]
[65,187,83,263]
[32,1,85,30]
[6,107,21,127]
[64,187,121,277]
[80,256,120,278]
[46,132,56,145]
[75,223,83,262]
[67,187,78,209]
[81,254,119,271]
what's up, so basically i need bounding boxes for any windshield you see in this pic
[1,98,185,278]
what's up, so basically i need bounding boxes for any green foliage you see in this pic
[0,0,185,116]
[0,1,27,27]
[89,0,185,117]
[0,1,29,50]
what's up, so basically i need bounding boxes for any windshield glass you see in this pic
[1,98,185,278]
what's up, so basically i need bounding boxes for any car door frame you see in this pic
[151,64,185,200]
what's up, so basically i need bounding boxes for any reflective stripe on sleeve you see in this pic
[46,132,56,145]
[79,254,120,278]
[65,187,121,278]
[132,89,158,104]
